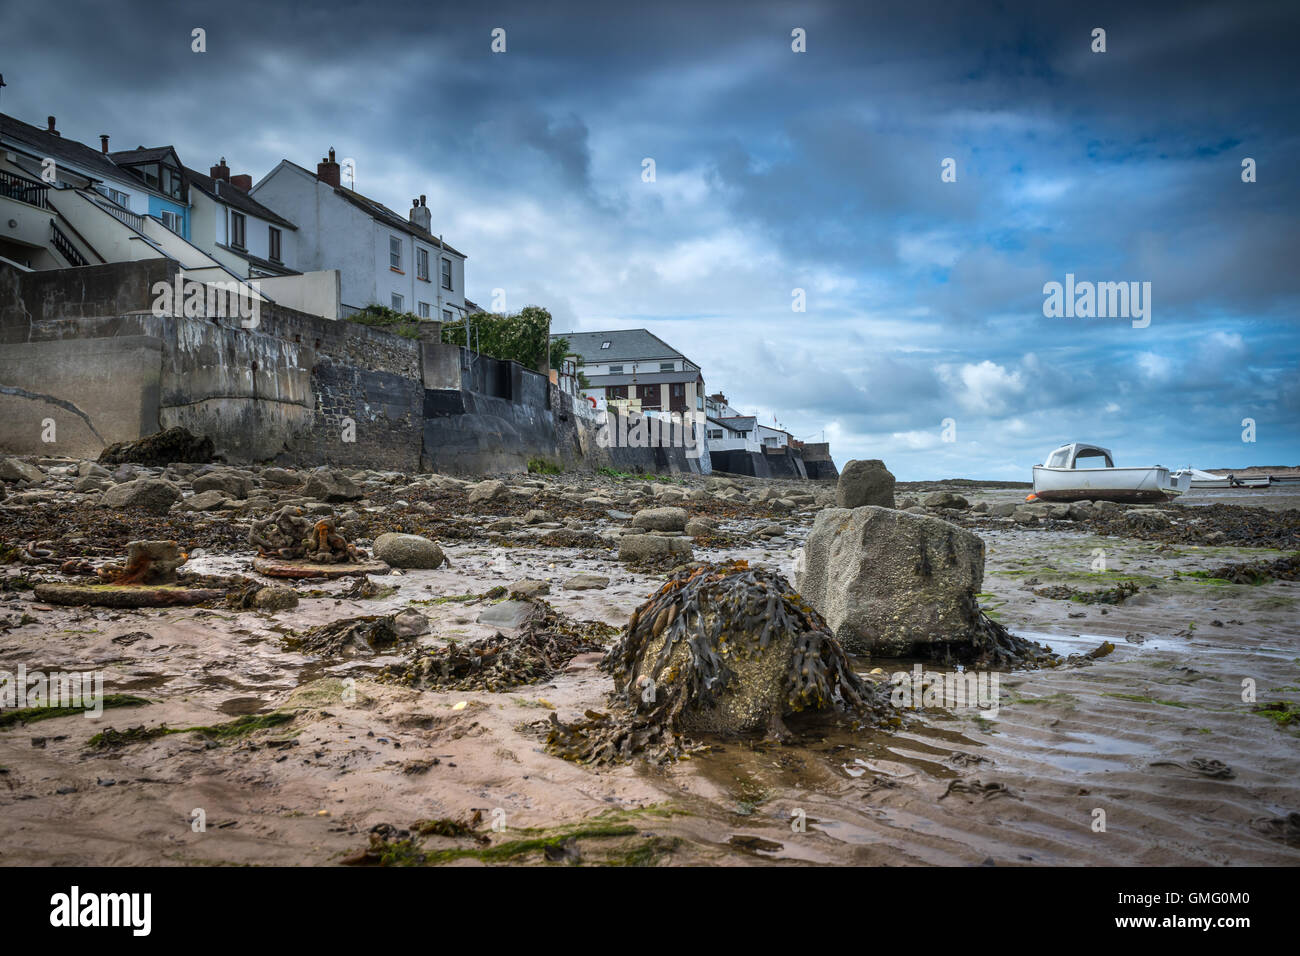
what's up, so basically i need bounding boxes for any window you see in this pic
[1047,449,1070,468]
[268,227,281,262]
[390,236,402,270]
[138,164,160,189]
[443,309,453,322]
[440,257,452,290]
[607,365,624,374]
[607,385,628,399]
[708,429,724,440]
[660,362,675,372]
[94,184,131,207]
[600,341,611,349]
[418,302,430,318]
[417,248,429,281]
[392,293,404,312]
[229,211,245,248]
[160,210,182,234]
[161,164,183,200]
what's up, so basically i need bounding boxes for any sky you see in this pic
[2,0,1297,479]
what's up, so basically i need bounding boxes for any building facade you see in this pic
[251,150,468,319]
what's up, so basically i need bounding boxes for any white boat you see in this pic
[1032,443,1190,503]
[1172,468,1271,489]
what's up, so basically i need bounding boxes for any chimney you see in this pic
[47,115,59,137]
[230,173,252,191]
[210,157,230,181]
[317,147,340,187]
[409,194,432,232]
[100,134,110,154]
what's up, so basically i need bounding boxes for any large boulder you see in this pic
[303,467,362,502]
[795,506,986,655]
[631,507,688,532]
[193,470,253,499]
[100,478,182,515]
[467,479,509,505]
[618,533,693,563]
[835,459,896,509]
[98,427,214,466]
[373,532,445,569]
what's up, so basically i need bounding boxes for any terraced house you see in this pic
[555,328,706,417]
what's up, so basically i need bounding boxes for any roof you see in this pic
[0,111,132,186]
[216,243,300,276]
[110,146,179,165]
[712,415,757,431]
[184,166,298,230]
[587,370,703,387]
[552,328,700,368]
[273,159,466,257]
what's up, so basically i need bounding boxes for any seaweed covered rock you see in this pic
[98,427,215,466]
[548,561,888,765]
[250,506,366,563]
[97,540,186,585]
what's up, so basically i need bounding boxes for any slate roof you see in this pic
[275,159,466,257]
[587,370,703,386]
[0,111,131,185]
[185,166,298,230]
[552,328,699,368]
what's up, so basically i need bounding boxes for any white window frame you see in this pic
[416,247,429,281]
[392,293,404,312]
[418,302,430,318]
[390,235,402,270]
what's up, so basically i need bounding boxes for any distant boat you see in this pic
[1032,443,1190,503]
[1172,468,1269,490]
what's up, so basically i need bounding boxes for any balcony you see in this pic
[0,169,50,209]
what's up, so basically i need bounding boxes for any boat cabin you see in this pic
[1043,443,1115,469]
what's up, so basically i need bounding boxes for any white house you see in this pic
[251,149,468,320]
[185,158,299,279]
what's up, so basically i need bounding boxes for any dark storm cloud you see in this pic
[2,0,1296,477]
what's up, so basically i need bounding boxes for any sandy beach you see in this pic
[1,464,1296,867]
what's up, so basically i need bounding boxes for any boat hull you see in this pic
[1032,465,1188,503]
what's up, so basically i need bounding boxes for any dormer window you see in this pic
[600,341,611,349]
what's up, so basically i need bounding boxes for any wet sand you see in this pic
[1,477,1297,866]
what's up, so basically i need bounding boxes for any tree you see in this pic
[441,305,553,368]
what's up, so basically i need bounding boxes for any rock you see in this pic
[924,491,969,510]
[99,478,182,515]
[373,533,445,569]
[72,475,111,494]
[467,479,509,505]
[0,458,44,483]
[618,533,693,562]
[393,608,431,638]
[631,507,688,532]
[601,563,878,739]
[77,460,111,479]
[521,509,552,525]
[176,489,231,512]
[684,517,717,537]
[303,467,362,502]
[193,470,253,499]
[989,502,1019,517]
[795,506,986,655]
[477,600,535,629]
[100,540,187,585]
[1126,509,1171,531]
[971,501,989,513]
[1012,510,1039,526]
[562,573,609,590]
[261,467,301,487]
[509,579,551,599]
[253,586,299,611]
[97,427,214,466]
[835,459,896,509]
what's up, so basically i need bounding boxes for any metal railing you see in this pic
[0,169,49,209]
[85,190,145,232]
[50,221,88,267]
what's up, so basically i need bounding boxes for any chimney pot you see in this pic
[316,148,341,188]
[210,158,230,181]
[420,194,426,206]
[47,115,59,136]
[100,134,110,154]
